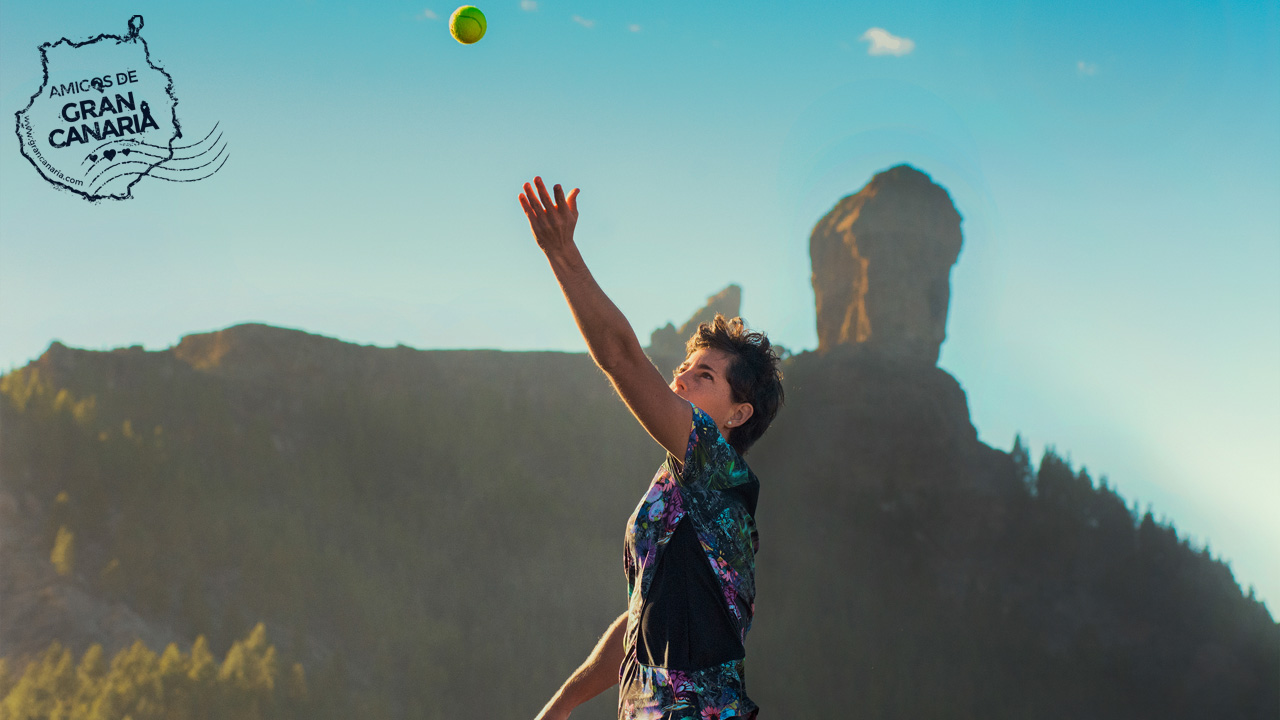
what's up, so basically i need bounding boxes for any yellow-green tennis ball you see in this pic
[450,6,486,44]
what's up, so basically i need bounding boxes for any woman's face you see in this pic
[670,347,754,438]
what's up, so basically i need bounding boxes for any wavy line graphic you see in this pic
[91,144,228,194]
[88,123,228,196]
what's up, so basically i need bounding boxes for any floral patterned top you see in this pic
[619,403,761,719]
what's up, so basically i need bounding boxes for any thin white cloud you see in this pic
[521,0,537,11]
[418,8,438,20]
[572,15,595,29]
[628,23,642,33]
[1077,60,1099,76]
[860,27,914,56]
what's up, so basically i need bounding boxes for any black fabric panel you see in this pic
[637,514,745,671]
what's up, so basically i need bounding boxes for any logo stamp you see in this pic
[14,16,227,201]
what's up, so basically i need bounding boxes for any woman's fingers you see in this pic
[519,188,541,216]
[523,182,543,214]
[522,177,577,221]
[534,176,555,209]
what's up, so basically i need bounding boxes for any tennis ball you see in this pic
[450,6,486,44]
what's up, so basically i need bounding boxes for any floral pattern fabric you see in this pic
[619,403,760,719]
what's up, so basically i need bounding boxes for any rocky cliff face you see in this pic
[646,284,741,376]
[810,164,963,363]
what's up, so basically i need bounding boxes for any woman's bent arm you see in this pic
[534,611,628,720]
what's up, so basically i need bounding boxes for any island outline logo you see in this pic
[14,15,228,202]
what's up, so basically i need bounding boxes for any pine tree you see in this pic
[1010,434,1034,492]
[51,525,75,576]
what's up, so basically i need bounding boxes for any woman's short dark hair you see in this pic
[682,314,785,456]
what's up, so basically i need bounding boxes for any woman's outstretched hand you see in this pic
[519,176,580,254]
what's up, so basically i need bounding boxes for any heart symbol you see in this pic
[104,149,116,161]
[121,149,131,156]
[89,154,98,162]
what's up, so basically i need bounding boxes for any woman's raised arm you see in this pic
[519,176,692,463]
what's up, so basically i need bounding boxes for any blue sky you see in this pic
[1,0,1277,612]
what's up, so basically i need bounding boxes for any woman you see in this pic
[520,177,784,720]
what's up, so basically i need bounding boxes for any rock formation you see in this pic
[646,284,741,376]
[810,164,963,364]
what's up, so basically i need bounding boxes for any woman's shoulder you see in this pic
[680,404,751,492]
